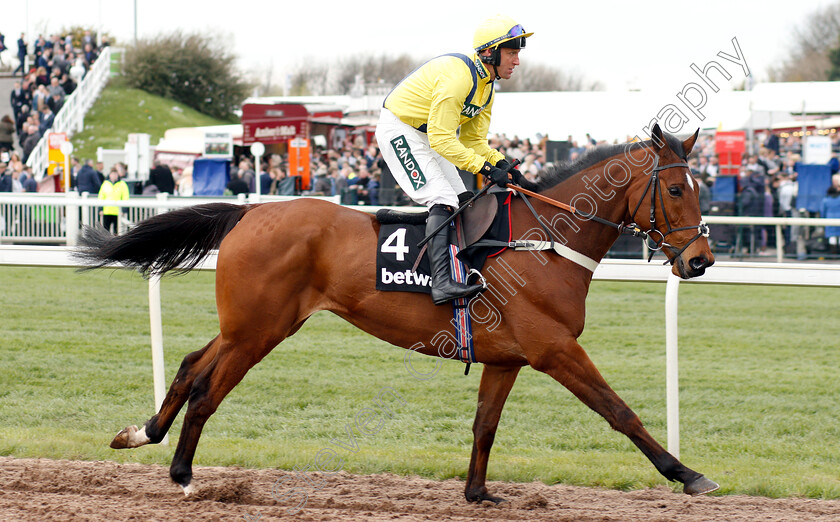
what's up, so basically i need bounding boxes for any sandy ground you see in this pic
[1,456,840,521]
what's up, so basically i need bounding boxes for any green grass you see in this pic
[1,266,839,499]
[70,77,234,161]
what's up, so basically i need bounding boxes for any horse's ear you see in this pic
[650,123,666,150]
[682,128,700,156]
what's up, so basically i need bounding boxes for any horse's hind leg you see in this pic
[465,364,521,503]
[110,335,221,449]
[535,338,719,496]
[169,336,273,494]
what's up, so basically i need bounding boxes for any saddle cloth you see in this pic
[375,192,512,293]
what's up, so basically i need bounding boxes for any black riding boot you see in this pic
[426,204,484,305]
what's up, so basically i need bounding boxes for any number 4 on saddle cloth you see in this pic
[375,192,513,293]
[375,192,513,369]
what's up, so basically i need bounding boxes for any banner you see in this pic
[192,158,230,196]
[47,133,68,188]
[288,138,311,190]
[203,132,233,159]
[804,136,832,165]
[714,131,745,176]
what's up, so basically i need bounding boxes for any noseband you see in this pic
[627,156,710,265]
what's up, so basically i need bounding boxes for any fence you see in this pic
[0,192,340,244]
[24,46,113,177]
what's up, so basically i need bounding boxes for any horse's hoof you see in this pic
[684,475,719,496]
[182,482,195,496]
[466,490,506,504]
[110,425,135,449]
[109,425,149,449]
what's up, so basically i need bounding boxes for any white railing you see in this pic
[702,215,827,263]
[0,192,340,244]
[25,47,113,176]
[1,247,838,455]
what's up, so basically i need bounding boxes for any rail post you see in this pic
[665,272,681,459]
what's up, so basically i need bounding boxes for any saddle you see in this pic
[375,192,500,247]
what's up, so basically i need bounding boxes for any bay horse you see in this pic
[75,123,718,502]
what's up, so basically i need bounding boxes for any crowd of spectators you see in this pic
[0,151,37,192]
[272,132,551,206]
[302,144,384,205]
[223,133,550,206]
[684,131,840,254]
[3,30,105,166]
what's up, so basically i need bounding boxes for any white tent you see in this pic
[488,90,754,143]
[155,124,243,155]
[490,82,840,143]
[748,81,840,114]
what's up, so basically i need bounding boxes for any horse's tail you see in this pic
[74,202,251,277]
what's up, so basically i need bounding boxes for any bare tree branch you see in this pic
[266,54,603,96]
[769,1,840,81]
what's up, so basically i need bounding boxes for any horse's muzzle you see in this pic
[674,254,714,279]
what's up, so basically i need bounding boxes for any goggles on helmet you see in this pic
[477,24,527,51]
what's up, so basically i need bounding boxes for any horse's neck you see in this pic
[534,162,639,263]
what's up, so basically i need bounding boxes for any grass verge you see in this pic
[70,77,234,161]
[1,266,838,498]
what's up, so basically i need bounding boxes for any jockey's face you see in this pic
[496,48,520,80]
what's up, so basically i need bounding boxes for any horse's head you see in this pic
[627,124,714,279]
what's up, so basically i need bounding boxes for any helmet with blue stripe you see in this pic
[473,15,533,66]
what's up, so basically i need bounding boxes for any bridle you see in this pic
[626,155,710,264]
[509,152,710,266]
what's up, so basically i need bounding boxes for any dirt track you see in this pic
[2,457,840,521]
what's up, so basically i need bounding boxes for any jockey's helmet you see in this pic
[473,15,533,66]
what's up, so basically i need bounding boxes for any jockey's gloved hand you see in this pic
[481,161,510,188]
[495,159,522,182]
[457,190,475,206]
[497,159,539,191]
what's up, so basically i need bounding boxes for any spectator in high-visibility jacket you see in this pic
[98,167,129,234]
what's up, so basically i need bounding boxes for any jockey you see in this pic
[376,14,534,305]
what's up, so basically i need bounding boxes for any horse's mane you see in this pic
[535,134,687,193]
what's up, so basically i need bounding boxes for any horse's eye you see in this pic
[668,186,682,197]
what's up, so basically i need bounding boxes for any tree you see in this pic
[280,54,600,96]
[288,61,331,96]
[769,1,840,81]
[333,54,419,95]
[501,63,602,92]
[123,31,250,120]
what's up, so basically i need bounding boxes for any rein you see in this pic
[507,154,709,266]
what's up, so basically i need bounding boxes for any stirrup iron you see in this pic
[467,269,487,290]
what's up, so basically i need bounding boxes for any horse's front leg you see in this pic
[465,364,521,503]
[532,337,718,496]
